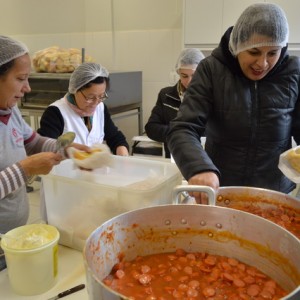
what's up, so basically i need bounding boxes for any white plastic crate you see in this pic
[41,156,182,251]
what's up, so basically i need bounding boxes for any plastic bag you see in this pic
[278,146,300,183]
[67,144,114,170]
[32,46,94,73]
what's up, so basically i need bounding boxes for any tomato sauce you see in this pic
[218,197,300,239]
[103,248,287,299]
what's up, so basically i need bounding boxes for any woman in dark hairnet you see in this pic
[167,3,300,203]
[145,48,205,158]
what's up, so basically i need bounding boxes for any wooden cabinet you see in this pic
[269,0,300,46]
[222,0,262,32]
[184,0,223,46]
[184,0,300,49]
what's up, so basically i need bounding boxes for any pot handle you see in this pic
[172,185,216,206]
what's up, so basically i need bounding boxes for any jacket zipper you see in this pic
[244,81,258,183]
[251,81,258,143]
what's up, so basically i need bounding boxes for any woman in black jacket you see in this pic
[167,3,300,202]
[145,48,205,158]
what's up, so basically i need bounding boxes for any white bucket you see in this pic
[1,224,59,295]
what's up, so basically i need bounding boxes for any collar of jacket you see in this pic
[0,114,11,125]
[165,82,181,102]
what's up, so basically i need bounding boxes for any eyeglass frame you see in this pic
[79,89,108,103]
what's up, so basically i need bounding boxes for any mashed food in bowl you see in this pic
[2,224,56,250]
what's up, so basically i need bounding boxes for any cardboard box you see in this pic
[42,156,182,251]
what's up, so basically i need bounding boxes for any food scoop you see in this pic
[55,131,76,152]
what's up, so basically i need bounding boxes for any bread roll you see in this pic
[286,148,300,173]
[73,149,102,160]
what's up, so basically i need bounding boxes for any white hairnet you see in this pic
[175,48,205,72]
[229,3,289,56]
[68,62,109,94]
[0,35,28,67]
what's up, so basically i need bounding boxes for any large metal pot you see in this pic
[216,186,300,239]
[83,202,300,299]
[176,185,300,240]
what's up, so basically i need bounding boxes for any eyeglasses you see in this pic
[79,90,108,103]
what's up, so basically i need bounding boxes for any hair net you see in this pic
[68,62,109,94]
[229,3,289,56]
[0,35,28,67]
[175,48,205,72]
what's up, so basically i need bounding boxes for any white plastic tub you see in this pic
[42,156,182,251]
[1,224,59,296]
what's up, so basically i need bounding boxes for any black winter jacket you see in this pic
[145,83,181,158]
[167,27,300,193]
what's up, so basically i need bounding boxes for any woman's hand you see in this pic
[19,152,63,178]
[188,172,219,204]
[116,146,129,156]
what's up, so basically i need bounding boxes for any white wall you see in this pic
[0,0,183,142]
[184,0,300,50]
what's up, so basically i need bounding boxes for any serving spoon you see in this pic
[55,132,76,153]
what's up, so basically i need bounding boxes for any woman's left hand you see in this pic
[116,146,129,156]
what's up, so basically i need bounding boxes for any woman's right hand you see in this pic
[188,172,220,204]
[19,152,63,178]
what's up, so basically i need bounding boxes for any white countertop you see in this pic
[0,245,88,300]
